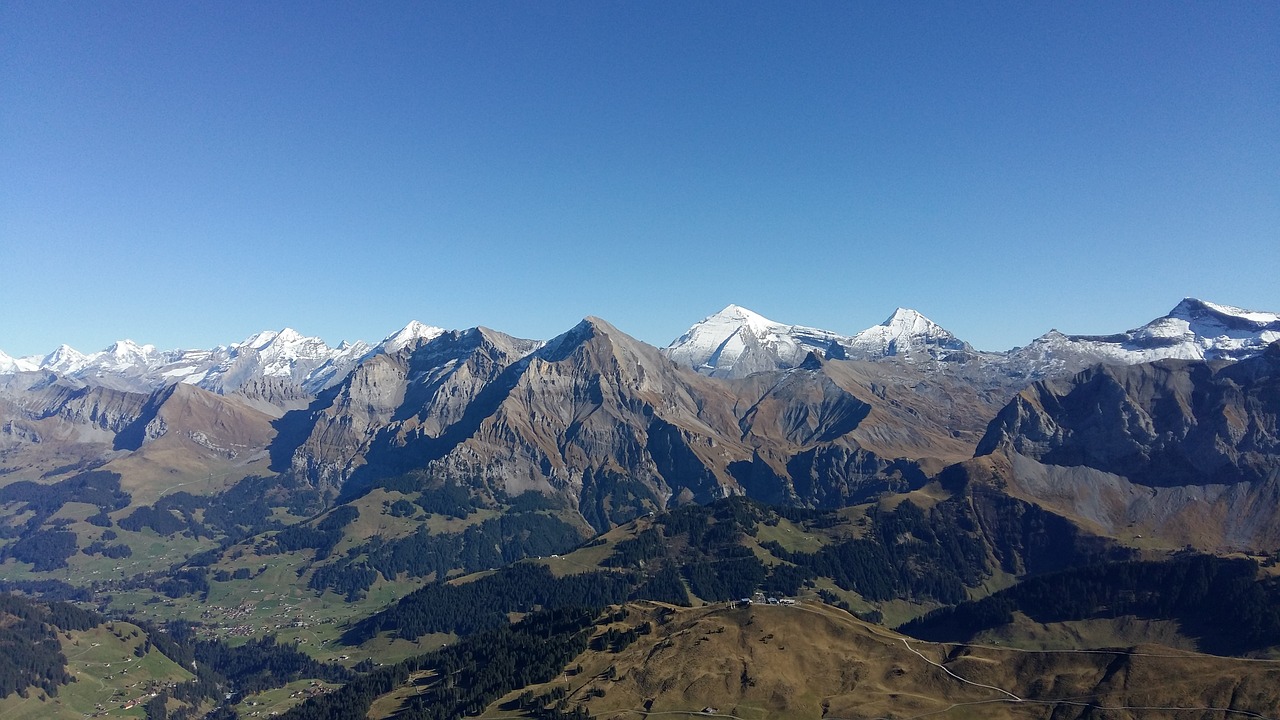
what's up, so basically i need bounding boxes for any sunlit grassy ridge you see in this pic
[0,620,192,720]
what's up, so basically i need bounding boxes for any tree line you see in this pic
[899,555,1280,654]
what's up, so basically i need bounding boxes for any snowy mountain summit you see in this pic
[661,305,849,378]
[662,304,969,378]
[0,318,467,402]
[375,320,446,354]
[4,300,1278,396]
[847,308,972,359]
[1008,298,1280,374]
[1145,299,1280,357]
[664,299,1280,381]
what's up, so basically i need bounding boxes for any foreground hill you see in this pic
[308,600,1280,720]
[544,601,1280,720]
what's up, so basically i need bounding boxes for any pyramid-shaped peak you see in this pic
[379,320,446,352]
[665,305,788,351]
[798,351,825,370]
[272,328,306,344]
[584,315,636,334]
[537,316,653,365]
[866,308,952,338]
[709,304,778,331]
[665,304,850,377]
[717,304,768,320]
[43,343,85,363]
[537,317,609,363]
[850,308,968,358]
[883,307,934,328]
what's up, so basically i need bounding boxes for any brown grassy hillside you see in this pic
[471,601,1280,720]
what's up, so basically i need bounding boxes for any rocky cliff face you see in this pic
[380,318,747,519]
[971,342,1280,550]
[8,308,1278,540]
[0,373,149,476]
[0,372,279,500]
[278,327,543,496]
[310,320,1007,529]
[978,343,1280,487]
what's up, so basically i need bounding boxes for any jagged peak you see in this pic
[234,327,330,355]
[798,351,825,370]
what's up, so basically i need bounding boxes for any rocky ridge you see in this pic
[2,299,1279,535]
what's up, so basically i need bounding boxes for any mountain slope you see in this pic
[279,326,542,495]
[333,319,1004,528]
[384,317,748,521]
[969,342,1280,550]
[1007,298,1280,377]
[521,601,1280,720]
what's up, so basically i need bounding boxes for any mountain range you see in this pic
[5,298,1277,393]
[3,297,1280,717]
[2,298,1277,507]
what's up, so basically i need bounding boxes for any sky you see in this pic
[2,1,1277,357]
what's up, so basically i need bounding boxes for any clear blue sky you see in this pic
[3,1,1277,356]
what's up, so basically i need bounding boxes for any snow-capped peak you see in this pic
[885,308,933,333]
[237,329,281,351]
[0,350,39,374]
[99,339,162,368]
[1169,298,1280,328]
[42,344,89,374]
[272,327,306,345]
[1011,298,1280,374]
[664,305,849,377]
[377,320,446,353]
[1115,298,1280,355]
[849,308,969,359]
[712,304,775,331]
